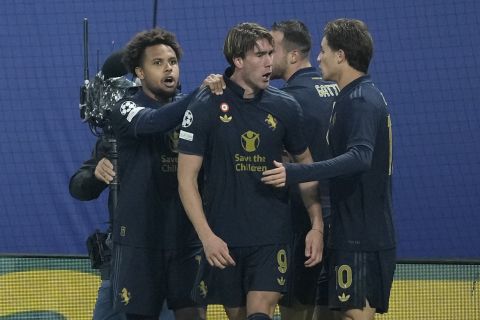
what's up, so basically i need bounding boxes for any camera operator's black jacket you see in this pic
[69,137,112,208]
[69,136,113,279]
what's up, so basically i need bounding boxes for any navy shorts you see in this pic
[279,215,330,307]
[164,246,204,310]
[111,244,166,316]
[192,243,291,308]
[327,248,396,313]
[111,244,203,316]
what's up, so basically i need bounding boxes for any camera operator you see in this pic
[70,48,135,320]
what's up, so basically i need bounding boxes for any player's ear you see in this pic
[134,66,144,80]
[288,49,298,64]
[233,56,243,69]
[336,49,345,64]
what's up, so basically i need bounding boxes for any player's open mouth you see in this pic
[262,72,271,81]
[163,76,176,87]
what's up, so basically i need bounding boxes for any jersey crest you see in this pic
[264,114,277,130]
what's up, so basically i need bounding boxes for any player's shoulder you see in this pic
[187,87,224,117]
[192,86,217,104]
[113,90,142,109]
[349,78,387,108]
[110,92,147,124]
[173,91,187,101]
[265,85,298,106]
[115,98,142,115]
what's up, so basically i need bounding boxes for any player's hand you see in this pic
[261,160,286,187]
[201,74,226,95]
[202,233,236,269]
[304,229,323,267]
[94,158,115,184]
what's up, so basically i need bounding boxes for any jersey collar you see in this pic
[223,67,264,101]
[286,67,319,85]
[135,88,176,108]
[338,75,371,99]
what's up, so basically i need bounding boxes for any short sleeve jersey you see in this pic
[178,73,307,247]
[327,75,395,251]
[282,67,338,233]
[109,90,198,249]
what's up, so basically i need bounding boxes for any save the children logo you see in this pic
[241,131,260,152]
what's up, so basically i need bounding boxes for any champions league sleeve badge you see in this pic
[120,100,144,122]
[120,100,137,115]
[182,110,194,128]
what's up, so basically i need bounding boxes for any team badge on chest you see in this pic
[265,114,277,130]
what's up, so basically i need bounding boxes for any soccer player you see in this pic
[177,22,324,320]
[108,28,222,320]
[269,20,339,320]
[262,19,396,320]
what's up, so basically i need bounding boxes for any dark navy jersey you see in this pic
[327,75,395,251]
[109,89,198,249]
[281,67,338,233]
[178,74,307,247]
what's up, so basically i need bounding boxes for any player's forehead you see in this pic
[252,38,273,52]
[320,37,330,50]
[144,44,177,60]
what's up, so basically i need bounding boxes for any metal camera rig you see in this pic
[78,18,135,213]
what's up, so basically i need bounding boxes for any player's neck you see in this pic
[337,68,365,91]
[142,87,172,104]
[285,60,312,82]
[230,72,258,99]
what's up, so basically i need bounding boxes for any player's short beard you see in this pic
[270,67,283,80]
[271,56,287,80]
[152,86,176,101]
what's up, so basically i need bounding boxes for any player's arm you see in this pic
[262,146,372,186]
[112,75,225,138]
[69,139,111,200]
[292,148,324,267]
[177,153,235,269]
[130,90,199,136]
[263,98,376,186]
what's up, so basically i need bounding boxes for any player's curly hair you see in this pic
[324,19,373,73]
[122,28,182,75]
[223,22,273,68]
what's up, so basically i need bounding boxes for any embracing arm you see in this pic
[133,90,197,135]
[132,75,225,136]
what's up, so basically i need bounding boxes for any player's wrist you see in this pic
[311,228,324,234]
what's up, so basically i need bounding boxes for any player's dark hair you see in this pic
[223,22,274,68]
[271,20,311,58]
[324,18,373,73]
[122,28,182,75]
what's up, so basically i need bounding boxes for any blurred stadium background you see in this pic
[0,0,479,318]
